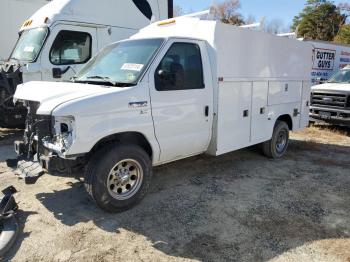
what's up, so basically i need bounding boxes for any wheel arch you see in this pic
[276,114,293,130]
[89,131,154,160]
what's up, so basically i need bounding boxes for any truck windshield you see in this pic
[10,27,48,62]
[328,68,350,83]
[75,38,164,86]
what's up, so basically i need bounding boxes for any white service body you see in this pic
[14,17,313,166]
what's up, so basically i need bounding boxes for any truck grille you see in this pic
[311,92,349,109]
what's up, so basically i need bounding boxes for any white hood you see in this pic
[312,82,350,92]
[14,81,114,114]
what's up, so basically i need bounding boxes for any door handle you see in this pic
[205,106,209,117]
[243,110,249,117]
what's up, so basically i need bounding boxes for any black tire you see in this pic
[84,143,152,213]
[0,216,19,258]
[262,121,290,159]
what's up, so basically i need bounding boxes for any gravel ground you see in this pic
[0,125,349,262]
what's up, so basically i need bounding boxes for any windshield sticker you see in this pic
[24,46,35,52]
[121,63,144,71]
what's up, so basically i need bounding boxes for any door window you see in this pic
[50,31,92,65]
[155,43,204,91]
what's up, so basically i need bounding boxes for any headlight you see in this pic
[52,116,75,153]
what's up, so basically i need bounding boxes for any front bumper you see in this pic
[12,140,78,184]
[309,106,350,127]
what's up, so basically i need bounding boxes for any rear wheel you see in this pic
[262,121,290,159]
[84,143,152,212]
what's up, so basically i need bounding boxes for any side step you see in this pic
[15,160,45,184]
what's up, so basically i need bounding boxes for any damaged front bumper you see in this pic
[9,140,82,184]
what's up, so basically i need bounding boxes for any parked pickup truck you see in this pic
[12,16,312,212]
[310,65,350,127]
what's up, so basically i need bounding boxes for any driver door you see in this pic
[148,39,213,163]
[41,24,97,82]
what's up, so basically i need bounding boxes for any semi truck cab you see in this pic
[0,0,172,127]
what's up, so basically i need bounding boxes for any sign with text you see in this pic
[312,48,336,71]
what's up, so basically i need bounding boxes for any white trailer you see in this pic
[0,0,49,60]
[0,0,172,127]
[306,40,350,84]
[13,16,312,212]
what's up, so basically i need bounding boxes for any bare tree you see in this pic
[245,14,256,25]
[211,0,245,25]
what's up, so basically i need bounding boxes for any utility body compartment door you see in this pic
[148,39,213,163]
[251,82,270,145]
[300,81,311,129]
[216,81,252,155]
[268,81,302,105]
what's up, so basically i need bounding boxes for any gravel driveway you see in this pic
[0,126,349,262]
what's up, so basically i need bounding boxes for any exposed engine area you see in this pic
[9,100,84,183]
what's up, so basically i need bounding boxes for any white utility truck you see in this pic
[0,0,172,127]
[12,16,312,212]
[310,65,350,127]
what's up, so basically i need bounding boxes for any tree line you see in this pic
[174,0,350,45]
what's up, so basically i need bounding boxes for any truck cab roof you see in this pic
[20,0,170,32]
[132,16,312,81]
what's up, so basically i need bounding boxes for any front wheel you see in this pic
[262,121,290,159]
[84,144,152,212]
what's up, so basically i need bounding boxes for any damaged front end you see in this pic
[0,61,27,128]
[8,101,81,184]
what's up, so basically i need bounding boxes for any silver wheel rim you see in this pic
[107,159,143,201]
[276,129,288,153]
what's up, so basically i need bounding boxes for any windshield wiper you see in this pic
[75,76,135,87]
[86,76,118,86]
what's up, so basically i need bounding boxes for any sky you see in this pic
[174,0,345,30]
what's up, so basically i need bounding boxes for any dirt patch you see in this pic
[0,126,349,262]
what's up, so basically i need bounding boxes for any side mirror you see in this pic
[52,66,71,79]
[52,68,62,79]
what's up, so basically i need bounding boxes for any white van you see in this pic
[13,16,312,212]
[0,0,172,127]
